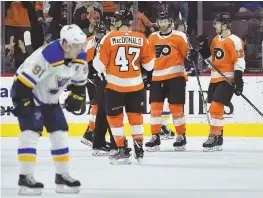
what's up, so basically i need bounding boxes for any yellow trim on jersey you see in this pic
[52,154,70,162]
[71,80,88,86]
[72,58,86,65]
[18,155,36,162]
[50,60,64,67]
[17,75,35,88]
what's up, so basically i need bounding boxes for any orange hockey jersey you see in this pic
[210,34,246,83]
[97,31,155,92]
[148,30,189,81]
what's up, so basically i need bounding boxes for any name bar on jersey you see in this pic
[110,36,143,46]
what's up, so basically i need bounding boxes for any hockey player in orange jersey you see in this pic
[197,13,246,151]
[95,10,155,164]
[145,11,198,152]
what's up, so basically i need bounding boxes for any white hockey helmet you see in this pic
[60,24,86,46]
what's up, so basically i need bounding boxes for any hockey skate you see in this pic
[109,147,132,165]
[55,173,81,194]
[203,134,223,152]
[92,145,111,156]
[81,129,93,147]
[145,134,161,152]
[160,125,175,140]
[18,174,44,196]
[173,133,187,151]
[134,140,144,165]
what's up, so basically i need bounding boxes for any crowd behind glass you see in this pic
[1,1,263,74]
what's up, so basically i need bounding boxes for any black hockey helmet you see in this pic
[114,9,133,25]
[213,13,232,29]
[156,11,170,21]
[94,21,107,34]
[94,21,106,41]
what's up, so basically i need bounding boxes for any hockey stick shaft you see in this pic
[205,58,263,117]
[179,12,211,124]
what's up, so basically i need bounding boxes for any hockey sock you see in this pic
[107,113,126,147]
[88,104,98,132]
[209,101,224,136]
[49,131,69,174]
[150,102,164,135]
[127,112,144,143]
[18,130,40,175]
[169,104,186,135]
[161,111,171,126]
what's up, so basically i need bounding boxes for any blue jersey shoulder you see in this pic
[42,40,64,67]
[72,51,87,65]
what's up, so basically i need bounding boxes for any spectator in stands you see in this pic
[4,36,31,73]
[5,2,38,73]
[74,1,102,36]
[127,2,155,35]
[5,2,35,48]
[102,1,117,18]
[48,1,77,40]
[35,1,53,43]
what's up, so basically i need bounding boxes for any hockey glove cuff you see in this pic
[234,70,244,96]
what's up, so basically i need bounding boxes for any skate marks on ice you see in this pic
[1,137,263,198]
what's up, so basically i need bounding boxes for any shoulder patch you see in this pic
[42,40,64,67]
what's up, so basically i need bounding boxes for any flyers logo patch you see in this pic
[155,44,171,58]
[214,48,225,60]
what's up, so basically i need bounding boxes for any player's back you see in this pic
[99,30,154,92]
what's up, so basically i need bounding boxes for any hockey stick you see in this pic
[0,101,91,115]
[204,58,263,118]
[179,12,211,124]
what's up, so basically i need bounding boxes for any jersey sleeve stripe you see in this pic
[50,60,64,67]
[72,58,86,65]
[17,72,37,88]
[142,58,155,71]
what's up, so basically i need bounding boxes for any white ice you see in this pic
[1,137,263,198]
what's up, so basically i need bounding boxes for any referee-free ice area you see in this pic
[1,137,263,198]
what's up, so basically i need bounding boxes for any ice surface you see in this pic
[1,137,263,198]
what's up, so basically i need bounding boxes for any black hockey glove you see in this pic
[64,85,86,112]
[187,49,199,62]
[233,70,244,96]
[197,34,211,59]
[142,70,153,90]
[12,98,34,118]
[64,92,85,112]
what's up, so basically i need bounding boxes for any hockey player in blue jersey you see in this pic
[11,24,88,195]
